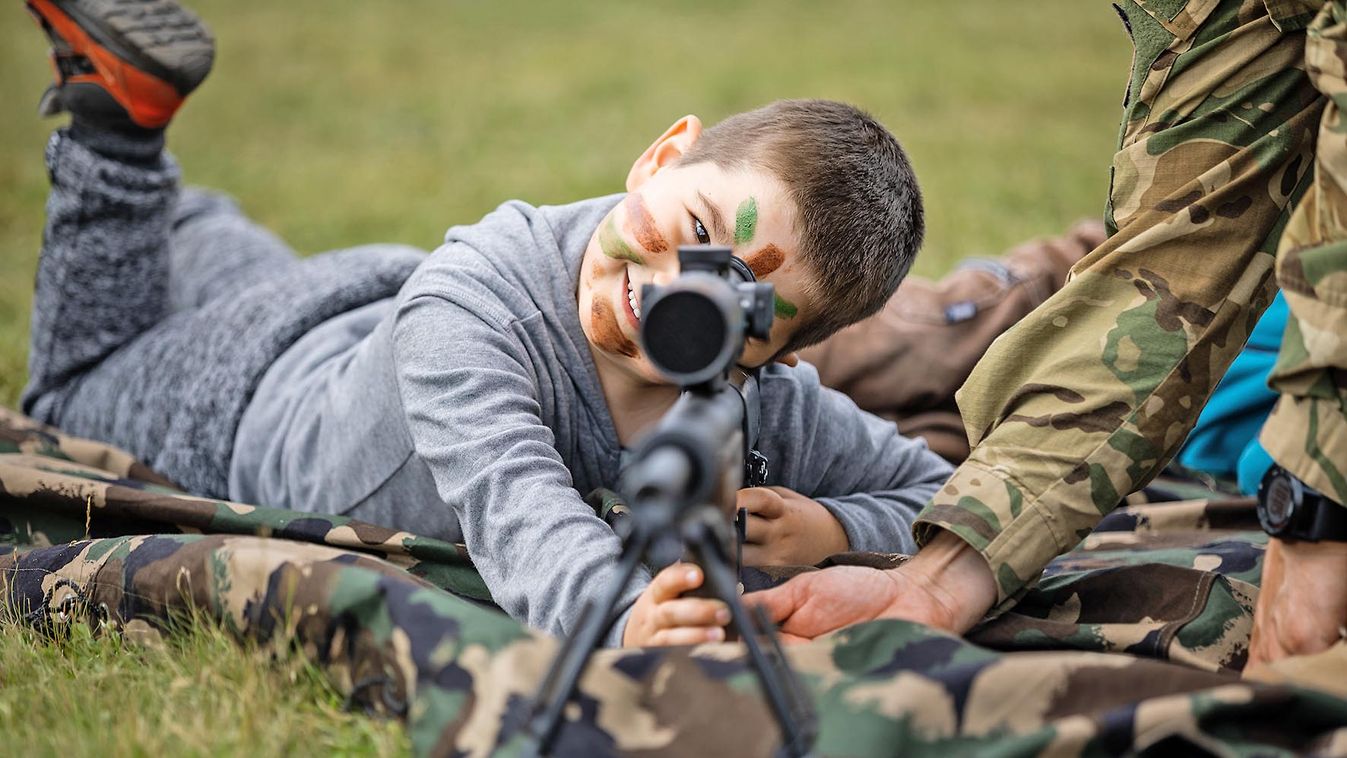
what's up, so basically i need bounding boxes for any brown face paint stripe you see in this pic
[600,212,645,265]
[592,298,638,357]
[744,244,784,279]
[774,294,798,320]
[623,193,668,255]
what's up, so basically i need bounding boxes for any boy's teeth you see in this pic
[627,279,641,319]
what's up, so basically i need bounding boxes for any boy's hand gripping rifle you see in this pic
[521,246,818,757]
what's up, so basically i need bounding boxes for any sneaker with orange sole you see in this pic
[25,0,214,130]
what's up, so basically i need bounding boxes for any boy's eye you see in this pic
[692,216,711,245]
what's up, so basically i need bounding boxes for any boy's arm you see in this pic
[393,292,648,646]
[756,363,953,554]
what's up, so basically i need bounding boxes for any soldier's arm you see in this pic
[749,529,995,639]
[1248,0,1347,667]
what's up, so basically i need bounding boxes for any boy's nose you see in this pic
[652,270,678,287]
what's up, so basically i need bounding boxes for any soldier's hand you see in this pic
[740,486,849,567]
[1247,537,1347,668]
[622,563,730,647]
[746,530,996,642]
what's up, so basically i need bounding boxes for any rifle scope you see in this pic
[638,246,775,387]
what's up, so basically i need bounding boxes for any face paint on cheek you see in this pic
[600,213,645,265]
[734,197,758,245]
[623,193,668,254]
[774,294,798,320]
[591,298,639,357]
[744,244,784,278]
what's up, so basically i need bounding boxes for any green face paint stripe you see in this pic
[774,294,798,319]
[734,197,758,245]
[600,213,644,265]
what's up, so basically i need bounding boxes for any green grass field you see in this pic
[0,0,1128,752]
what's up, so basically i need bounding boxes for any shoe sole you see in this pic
[27,0,213,128]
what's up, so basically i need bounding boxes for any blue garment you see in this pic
[1177,292,1287,493]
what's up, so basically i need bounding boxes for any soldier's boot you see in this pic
[25,0,214,131]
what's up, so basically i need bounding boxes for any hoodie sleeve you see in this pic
[392,290,647,646]
[755,362,953,553]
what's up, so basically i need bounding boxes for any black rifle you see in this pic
[519,245,818,757]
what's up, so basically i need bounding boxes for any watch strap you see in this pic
[1302,486,1347,542]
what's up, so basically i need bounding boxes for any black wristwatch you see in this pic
[1257,465,1347,542]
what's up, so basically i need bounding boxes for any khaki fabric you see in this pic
[1260,2,1347,503]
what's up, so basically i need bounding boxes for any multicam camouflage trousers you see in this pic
[914,0,1347,610]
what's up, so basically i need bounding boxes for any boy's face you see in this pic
[578,117,813,385]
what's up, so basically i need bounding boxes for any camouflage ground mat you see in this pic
[4,407,1347,756]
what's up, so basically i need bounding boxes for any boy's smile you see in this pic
[578,157,813,388]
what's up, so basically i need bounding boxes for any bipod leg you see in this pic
[683,519,818,758]
[520,524,653,755]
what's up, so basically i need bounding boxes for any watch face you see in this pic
[1261,473,1298,534]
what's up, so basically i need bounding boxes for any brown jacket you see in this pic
[802,220,1106,462]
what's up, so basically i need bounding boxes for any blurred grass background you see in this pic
[0,0,1128,752]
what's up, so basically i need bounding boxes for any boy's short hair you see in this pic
[678,99,924,353]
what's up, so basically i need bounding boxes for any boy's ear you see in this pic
[626,115,703,192]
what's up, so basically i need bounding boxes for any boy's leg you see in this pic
[22,125,179,422]
[166,188,299,312]
[22,0,212,413]
[25,124,421,499]
[22,0,211,405]
[20,0,227,480]
[20,0,425,499]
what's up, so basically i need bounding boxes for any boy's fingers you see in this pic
[744,514,773,544]
[657,598,730,629]
[739,488,784,518]
[651,626,727,647]
[650,563,703,601]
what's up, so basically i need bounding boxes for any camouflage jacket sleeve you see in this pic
[913,0,1327,610]
[1259,1,1347,503]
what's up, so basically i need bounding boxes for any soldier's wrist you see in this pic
[897,530,997,632]
[1272,535,1347,561]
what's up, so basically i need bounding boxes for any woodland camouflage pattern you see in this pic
[6,408,1347,756]
[915,0,1347,610]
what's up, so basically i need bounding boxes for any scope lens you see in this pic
[643,290,729,376]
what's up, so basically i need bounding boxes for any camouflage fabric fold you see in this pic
[6,532,1347,756]
[0,407,492,603]
[5,407,1347,755]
